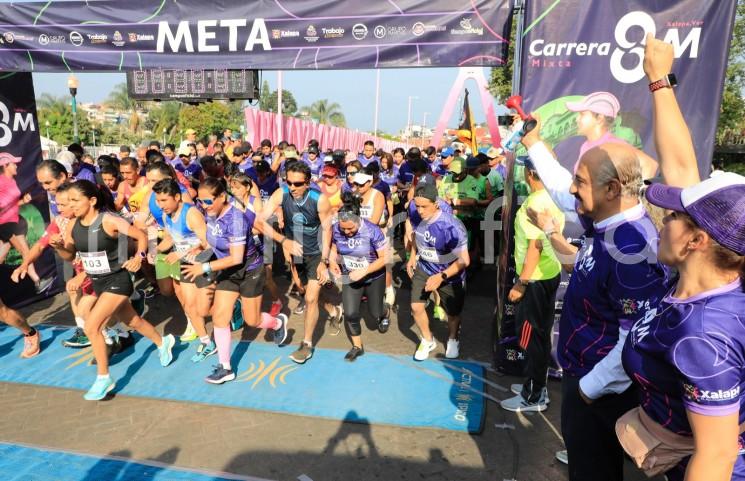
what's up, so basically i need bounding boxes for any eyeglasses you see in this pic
[286,181,307,187]
[196,198,215,206]
[322,174,336,179]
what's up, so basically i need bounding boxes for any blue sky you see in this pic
[31,67,503,134]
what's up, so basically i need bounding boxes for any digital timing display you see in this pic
[126,69,259,101]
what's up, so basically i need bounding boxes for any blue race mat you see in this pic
[0,442,270,481]
[0,326,485,433]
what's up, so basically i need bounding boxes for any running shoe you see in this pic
[230,300,244,331]
[179,323,198,343]
[500,393,548,413]
[83,376,116,401]
[62,328,91,348]
[555,450,568,465]
[141,285,159,299]
[20,330,41,359]
[413,337,437,361]
[158,334,175,367]
[445,339,460,359]
[377,317,390,334]
[35,276,55,294]
[293,299,306,315]
[290,342,313,364]
[269,300,283,318]
[205,365,236,384]
[433,305,447,322]
[191,340,217,363]
[510,384,551,404]
[344,346,364,362]
[328,306,343,336]
[273,314,289,345]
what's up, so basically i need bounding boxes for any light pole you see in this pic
[406,95,418,146]
[45,120,50,140]
[67,74,80,144]
[240,124,246,142]
[92,124,96,148]
[422,112,429,148]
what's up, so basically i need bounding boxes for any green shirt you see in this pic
[487,168,504,196]
[438,174,480,220]
[514,188,564,281]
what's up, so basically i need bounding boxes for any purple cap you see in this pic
[645,172,745,255]
[566,91,620,118]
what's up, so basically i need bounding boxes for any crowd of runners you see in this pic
[1,34,745,481]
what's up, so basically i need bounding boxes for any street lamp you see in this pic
[67,74,80,144]
[406,95,418,146]
[92,124,96,148]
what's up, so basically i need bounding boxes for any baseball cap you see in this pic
[178,146,191,157]
[0,152,21,166]
[414,181,438,202]
[514,155,537,171]
[465,155,481,169]
[565,91,620,118]
[254,160,271,173]
[321,164,338,177]
[332,149,346,163]
[284,148,299,160]
[645,173,745,255]
[56,150,76,174]
[184,128,197,135]
[441,147,454,158]
[353,173,373,185]
[486,146,503,159]
[308,146,320,155]
[448,158,464,175]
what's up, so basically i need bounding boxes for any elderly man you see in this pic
[520,119,670,481]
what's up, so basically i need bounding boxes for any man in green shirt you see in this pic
[501,156,564,413]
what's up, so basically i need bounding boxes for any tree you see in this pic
[302,99,346,127]
[37,101,92,146]
[259,80,271,111]
[106,82,141,134]
[178,101,241,139]
[717,1,745,143]
[488,17,516,103]
[146,101,181,144]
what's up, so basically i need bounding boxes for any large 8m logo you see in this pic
[611,11,701,84]
[0,101,35,147]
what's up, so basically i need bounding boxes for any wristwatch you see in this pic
[648,73,677,92]
[322,258,330,266]
[517,278,530,287]
[440,272,448,281]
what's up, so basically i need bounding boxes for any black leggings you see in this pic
[342,273,386,336]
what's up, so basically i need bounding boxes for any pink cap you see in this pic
[566,91,620,118]
[0,152,21,166]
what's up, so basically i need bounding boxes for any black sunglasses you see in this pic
[286,181,308,187]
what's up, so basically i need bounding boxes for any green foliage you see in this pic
[261,89,298,116]
[37,95,92,145]
[177,101,242,139]
[301,99,346,127]
[717,1,745,142]
[259,80,272,111]
[488,16,516,103]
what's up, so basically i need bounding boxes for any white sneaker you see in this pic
[555,450,568,465]
[445,338,460,359]
[500,393,548,412]
[510,384,551,404]
[414,337,437,361]
[384,286,395,306]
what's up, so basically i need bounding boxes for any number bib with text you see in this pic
[80,251,112,275]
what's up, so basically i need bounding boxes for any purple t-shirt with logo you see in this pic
[624,279,745,434]
[408,198,453,229]
[174,159,202,180]
[358,154,380,167]
[256,174,279,202]
[559,209,669,377]
[332,218,387,281]
[413,210,467,284]
[304,156,324,177]
[380,166,399,188]
[206,205,262,271]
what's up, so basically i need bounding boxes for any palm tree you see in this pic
[37,94,69,116]
[302,99,347,127]
[106,83,140,134]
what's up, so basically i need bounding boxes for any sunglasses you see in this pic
[286,181,308,187]
[322,174,336,179]
[196,198,215,206]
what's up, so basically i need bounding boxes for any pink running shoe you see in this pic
[21,330,41,358]
[269,300,283,318]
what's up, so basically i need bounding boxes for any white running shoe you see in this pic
[445,338,460,359]
[555,450,568,465]
[510,384,551,404]
[414,337,437,361]
[500,393,548,413]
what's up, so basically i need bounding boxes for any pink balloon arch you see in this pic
[244,109,407,152]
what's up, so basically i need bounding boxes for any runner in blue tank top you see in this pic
[329,193,390,361]
[182,178,288,385]
[152,179,218,364]
[261,161,333,365]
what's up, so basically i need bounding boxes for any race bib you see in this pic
[418,247,439,263]
[359,205,372,220]
[80,251,112,275]
[174,240,197,253]
[343,255,369,271]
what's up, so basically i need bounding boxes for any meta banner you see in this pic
[0,73,60,308]
[0,0,512,71]
[518,0,737,178]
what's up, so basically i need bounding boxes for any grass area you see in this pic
[725,162,745,176]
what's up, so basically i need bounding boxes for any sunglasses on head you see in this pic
[196,198,215,206]
[286,181,307,187]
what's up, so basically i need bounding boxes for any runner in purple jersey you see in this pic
[329,193,390,362]
[621,171,745,481]
[303,146,325,179]
[406,182,469,362]
[181,178,287,386]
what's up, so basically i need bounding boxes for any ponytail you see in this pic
[338,191,362,222]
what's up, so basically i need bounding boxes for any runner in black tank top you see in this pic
[260,162,333,365]
[58,180,177,401]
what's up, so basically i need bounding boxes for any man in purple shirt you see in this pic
[522,120,668,481]
[358,140,380,167]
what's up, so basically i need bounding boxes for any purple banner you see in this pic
[518,0,736,178]
[0,72,61,308]
[0,0,512,71]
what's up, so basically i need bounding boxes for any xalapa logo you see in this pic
[0,101,36,147]
[528,11,701,84]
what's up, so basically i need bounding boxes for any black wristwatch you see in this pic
[440,272,448,281]
[322,258,330,266]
